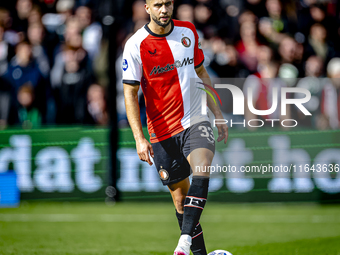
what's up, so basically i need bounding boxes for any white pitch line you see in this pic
[0,214,339,223]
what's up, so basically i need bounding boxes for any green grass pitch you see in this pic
[1,202,340,255]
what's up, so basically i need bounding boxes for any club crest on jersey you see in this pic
[181,37,191,47]
[150,57,194,76]
[159,169,169,180]
[122,59,128,71]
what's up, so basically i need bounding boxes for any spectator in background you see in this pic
[12,0,33,34]
[243,0,267,18]
[0,7,20,46]
[51,24,93,124]
[265,0,296,34]
[56,0,74,21]
[16,83,42,128]
[75,5,102,60]
[28,5,43,25]
[51,15,79,58]
[217,0,242,40]
[51,16,82,69]
[27,22,50,77]
[194,3,215,38]
[304,23,336,66]
[258,16,286,46]
[132,0,149,23]
[304,55,324,78]
[41,0,74,36]
[41,0,75,66]
[235,20,259,73]
[176,4,194,23]
[256,44,273,71]
[318,58,340,130]
[3,41,38,92]
[258,0,298,46]
[0,24,15,76]
[298,3,338,46]
[295,55,324,127]
[277,36,301,77]
[309,4,326,23]
[209,38,249,78]
[2,41,48,121]
[238,10,258,25]
[117,0,149,49]
[85,83,108,125]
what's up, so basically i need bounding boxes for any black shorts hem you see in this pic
[161,173,191,186]
[183,145,215,159]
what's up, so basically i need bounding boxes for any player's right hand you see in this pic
[136,138,154,166]
[216,122,229,144]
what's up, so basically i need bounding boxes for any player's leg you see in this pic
[174,148,212,253]
[174,121,215,255]
[168,178,207,255]
[150,135,198,255]
[168,178,189,214]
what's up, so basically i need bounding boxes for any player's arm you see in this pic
[123,83,154,165]
[195,64,229,144]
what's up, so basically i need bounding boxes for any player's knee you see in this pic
[174,195,186,213]
[200,158,213,167]
[193,159,212,176]
[193,156,212,168]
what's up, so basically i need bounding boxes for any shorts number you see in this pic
[198,126,214,143]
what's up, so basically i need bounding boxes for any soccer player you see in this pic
[122,1,228,254]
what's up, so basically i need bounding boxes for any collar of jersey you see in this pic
[144,20,174,37]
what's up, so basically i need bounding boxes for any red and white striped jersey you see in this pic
[122,19,208,143]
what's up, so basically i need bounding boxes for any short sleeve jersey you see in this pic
[122,19,209,143]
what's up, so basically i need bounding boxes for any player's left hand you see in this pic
[216,123,228,144]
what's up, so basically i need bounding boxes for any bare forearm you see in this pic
[124,84,154,165]
[124,84,145,142]
[206,87,223,118]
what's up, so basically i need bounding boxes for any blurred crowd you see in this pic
[0,0,110,129]
[1,0,340,130]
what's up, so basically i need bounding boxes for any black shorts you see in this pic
[151,121,215,186]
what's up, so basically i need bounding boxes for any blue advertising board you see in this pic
[0,171,20,207]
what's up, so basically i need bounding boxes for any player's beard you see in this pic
[151,13,172,28]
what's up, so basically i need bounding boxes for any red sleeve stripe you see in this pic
[195,59,204,69]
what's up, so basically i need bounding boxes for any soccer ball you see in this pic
[208,250,233,255]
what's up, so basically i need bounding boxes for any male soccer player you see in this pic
[122,1,228,254]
